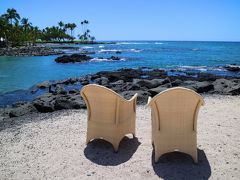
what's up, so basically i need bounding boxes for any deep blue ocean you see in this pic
[0,41,240,106]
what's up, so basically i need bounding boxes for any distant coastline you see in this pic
[0,41,116,56]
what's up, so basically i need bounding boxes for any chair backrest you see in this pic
[149,87,204,133]
[81,84,125,124]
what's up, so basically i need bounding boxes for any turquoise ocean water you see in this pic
[0,41,240,106]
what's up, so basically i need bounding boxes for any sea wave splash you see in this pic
[176,65,227,72]
[116,42,150,45]
[98,49,142,53]
[90,57,126,62]
[116,42,164,45]
[82,46,93,49]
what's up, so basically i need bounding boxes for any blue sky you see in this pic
[0,0,240,41]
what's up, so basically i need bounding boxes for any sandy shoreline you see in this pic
[0,95,240,179]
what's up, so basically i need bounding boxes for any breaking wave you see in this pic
[177,65,227,72]
[82,46,93,49]
[98,49,142,53]
[90,57,126,62]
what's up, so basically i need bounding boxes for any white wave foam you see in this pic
[116,42,150,45]
[82,46,93,49]
[130,49,142,52]
[178,66,207,72]
[61,49,81,54]
[98,49,142,53]
[90,58,110,62]
[178,65,229,72]
[98,49,119,53]
[116,42,164,45]
[90,57,125,62]
[99,45,104,48]
[212,68,226,71]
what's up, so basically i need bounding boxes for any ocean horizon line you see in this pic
[96,40,240,43]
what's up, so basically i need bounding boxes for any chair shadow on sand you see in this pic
[152,149,211,180]
[84,136,140,166]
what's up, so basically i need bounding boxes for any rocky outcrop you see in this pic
[132,78,168,89]
[213,78,240,95]
[148,86,168,96]
[31,68,240,108]
[1,67,240,119]
[0,46,63,56]
[37,81,51,89]
[55,54,123,63]
[55,54,92,63]
[33,93,55,112]
[109,56,121,60]
[180,81,214,93]
[120,90,151,104]
[33,93,86,113]
[225,64,240,72]
[9,102,37,118]
[94,77,109,85]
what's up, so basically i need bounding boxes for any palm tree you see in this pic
[69,23,76,37]
[58,21,64,30]
[81,20,89,34]
[21,18,32,32]
[30,26,41,44]
[0,17,8,46]
[78,20,96,43]
[90,36,95,42]
[64,23,70,35]
[2,8,20,25]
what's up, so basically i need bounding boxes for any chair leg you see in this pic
[154,151,162,163]
[86,134,92,145]
[189,150,198,163]
[109,138,122,152]
[132,132,136,138]
[112,140,121,153]
[154,145,163,163]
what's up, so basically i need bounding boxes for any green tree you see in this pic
[21,18,32,32]
[2,8,20,25]
[58,21,65,30]
[0,8,96,47]
[78,20,95,43]
[0,17,8,46]
[64,23,70,36]
[69,23,76,38]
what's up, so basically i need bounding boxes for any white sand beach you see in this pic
[0,95,240,179]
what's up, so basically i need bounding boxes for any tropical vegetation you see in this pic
[0,8,96,47]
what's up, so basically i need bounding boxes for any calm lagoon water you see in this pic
[0,41,240,104]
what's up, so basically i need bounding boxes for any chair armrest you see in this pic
[129,93,137,113]
[147,96,152,106]
[129,93,138,102]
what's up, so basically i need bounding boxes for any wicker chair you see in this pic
[81,84,137,152]
[147,87,205,163]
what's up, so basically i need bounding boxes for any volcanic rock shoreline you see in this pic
[0,67,240,120]
[54,54,122,63]
[0,46,64,56]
